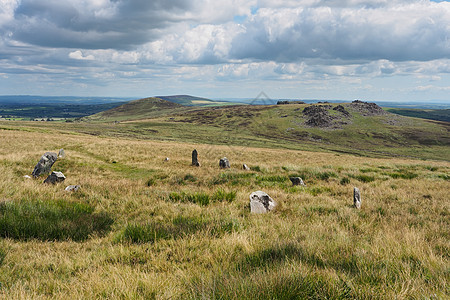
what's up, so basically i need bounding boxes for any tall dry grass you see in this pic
[0,128,448,299]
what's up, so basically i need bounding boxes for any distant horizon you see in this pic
[1,94,449,104]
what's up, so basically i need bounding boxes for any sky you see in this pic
[0,0,449,102]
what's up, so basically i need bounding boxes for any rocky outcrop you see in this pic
[43,171,66,184]
[303,105,333,127]
[32,152,58,177]
[353,187,361,209]
[219,157,230,168]
[250,191,277,213]
[192,149,200,167]
[290,177,306,186]
[65,185,80,192]
[350,100,386,116]
[333,105,350,117]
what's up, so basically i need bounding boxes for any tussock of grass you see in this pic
[0,247,6,266]
[340,177,350,185]
[350,174,377,183]
[168,189,237,206]
[0,199,113,241]
[117,215,240,244]
[168,191,211,206]
[387,172,418,179]
[290,169,338,182]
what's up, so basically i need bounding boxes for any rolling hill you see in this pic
[155,95,238,106]
[71,100,450,160]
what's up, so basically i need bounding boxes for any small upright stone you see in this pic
[353,187,361,209]
[65,185,80,192]
[164,157,170,162]
[290,177,306,186]
[192,149,200,166]
[32,152,58,177]
[243,164,250,170]
[250,191,277,214]
[43,171,66,184]
[58,148,65,159]
[219,157,230,168]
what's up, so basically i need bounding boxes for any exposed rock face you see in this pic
[65,185,80,192]
[303,105,333,127]
[32,152,58,177]
[350,100,386,116]
[192,149,200,167]
[243,164,250,170]
[219,157,230,168]
[354,187,361,209]
[333,105,350,117]
[58,149,65,159]
[44,171,66,184]
[290,177,306,186]
[250,191,277,213]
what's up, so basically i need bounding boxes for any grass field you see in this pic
[0,125,448,299]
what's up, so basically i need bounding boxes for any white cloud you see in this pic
[69,50,94,60]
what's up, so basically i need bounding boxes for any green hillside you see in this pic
[386,108,450,122]
[33,100,449,161]
[84,97,189,121]
[156,95,236,106]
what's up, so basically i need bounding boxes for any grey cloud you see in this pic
[231,4,450,62]
[8,0,193,50]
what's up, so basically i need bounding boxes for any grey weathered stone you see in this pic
[250,191,277,214]
[192,149,200,166]
[32,152,58,177]
[23,175,32,179]
[219,157,230,168]
[43,171,66,184]
[353,187,361,209]
[65,185,80,192]
[243,164,250,170]
[58,149,65,158]
[290,177,306,186]
[164,157,170,162]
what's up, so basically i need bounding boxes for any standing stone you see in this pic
[219,157,230,168]
[32,152,58,177]
[353,187,361,209]
[192,149,200,166]
[43,171,66,184]
[164,157,170,162]
[290,177,306,186]
[65,185,80,192]
[58,149,65,159]
[243,164,250,170]
[250,191,277,213]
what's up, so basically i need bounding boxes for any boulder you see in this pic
[243,164,250,170]
[353,187,361,209]
[290,177,306,186]
[65,185,80,192]
[250,191,277,213]
[192,149,200,167]
[58,148,65,158]
[164,157,170,162]
[43,171,66,184]
[31,152,58,177]
[23,175,32,179]
[219,157,230,168]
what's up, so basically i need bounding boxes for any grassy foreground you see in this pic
[0,128,448,299]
